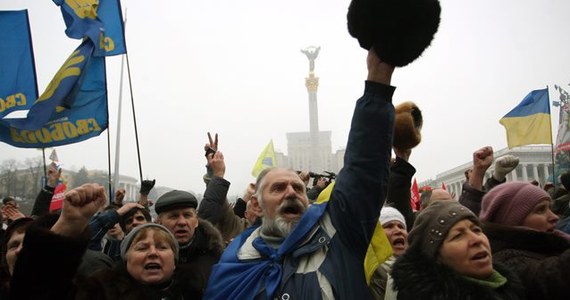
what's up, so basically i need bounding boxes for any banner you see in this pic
[53,0,126,56]
[0,41,108,148]
[0,10,38,118]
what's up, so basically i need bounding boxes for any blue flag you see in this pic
[0,41,108,148]
[0,10,38,119]
[53,0,126,56]
[3,40,95,131]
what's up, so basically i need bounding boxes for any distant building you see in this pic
[419,146,553,199]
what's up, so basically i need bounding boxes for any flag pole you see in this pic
[41,148,47,179]
[547,85,556,186]
[124,14,143,183]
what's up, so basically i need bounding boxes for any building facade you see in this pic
[420,146,554,199]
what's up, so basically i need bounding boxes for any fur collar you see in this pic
[391,250,525,300]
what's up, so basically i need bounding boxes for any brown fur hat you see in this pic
[393,101,422,150]
[347,0,441,67]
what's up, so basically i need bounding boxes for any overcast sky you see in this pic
[2,0,570,198]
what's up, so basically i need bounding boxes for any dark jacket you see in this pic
[385,157,416,229]
[178,218,223,294]
[10,226,201,300]
[75,263,202,300]
[459,176,505,216]
[205,81,395,299]
[391,249,525,300]
[31,185,56,217]
[198,176,248,244]
[484,222,570,300]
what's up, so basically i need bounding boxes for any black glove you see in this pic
[140,179,156,195]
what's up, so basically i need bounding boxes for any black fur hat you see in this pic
[347,0,441,66]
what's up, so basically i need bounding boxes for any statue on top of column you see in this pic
[301,46,321,73]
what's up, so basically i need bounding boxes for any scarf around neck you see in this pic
[204,202,328,300]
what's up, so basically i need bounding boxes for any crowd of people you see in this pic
[1,49,570,300]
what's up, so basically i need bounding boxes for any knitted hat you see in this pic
[155,190,198,215]
[379,206,407,230]
[408,201,480,259]
[120,223,179,261]
[480,181,550,226]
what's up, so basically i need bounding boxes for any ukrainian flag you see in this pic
[251,140,277,177]
[500,88,552,148]
[315,182,392,285]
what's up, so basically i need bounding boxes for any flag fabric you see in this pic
[0,40,108,148]
[314,182,393,284]
[3,40,95,130]
[0,10,38,119]
[49,149,59,162]
[251,140,277,177]
[441,182,447,190]
[500,88,552,148]
[53,0,126,56]
[49,182,67,211]
[410,178,420,212]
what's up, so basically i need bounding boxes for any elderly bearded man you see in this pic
[205,48,396,299]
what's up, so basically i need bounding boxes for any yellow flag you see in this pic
[251,140,277,177]
[315,182,392,284]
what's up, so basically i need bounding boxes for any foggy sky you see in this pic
[1,0,570,198]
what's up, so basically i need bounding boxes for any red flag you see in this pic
[441,182,447,190]
[49,183,67,211]
[410,178,420,212]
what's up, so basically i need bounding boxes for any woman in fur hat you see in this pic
[391,201,525,300]
[480,181,570,300]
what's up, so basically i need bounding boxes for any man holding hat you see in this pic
[155,190,224,290]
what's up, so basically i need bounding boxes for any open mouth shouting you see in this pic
[278,199,306,221]
[144,262,162,272]
[470,251,490,265]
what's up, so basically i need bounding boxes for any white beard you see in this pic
[261,215,297,238]
[259,197,306,239]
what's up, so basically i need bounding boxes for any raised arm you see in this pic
[386,148,416,230]
[328,49,395,252]
[11,184,106,300]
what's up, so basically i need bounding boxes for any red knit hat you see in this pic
[480,182,551,226]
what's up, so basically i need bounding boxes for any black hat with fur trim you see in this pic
[347,0,441,67]
[393,101,423,150]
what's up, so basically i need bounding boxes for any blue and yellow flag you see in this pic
[500,88,552,148]
[3,40,95,131]
[315,182,392,285]
[0,41,108,148]
[53,0,126,56]
[0,10,38,119]
[252,140,277,177]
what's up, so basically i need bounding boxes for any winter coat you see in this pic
[484,222,570,300]
[205,81,395,300]
[198,176,249,244]
[9,225,202,300]
[391,249,525,300]
[177,218,224,294]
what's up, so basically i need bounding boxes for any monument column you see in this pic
[302,46,322,172]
